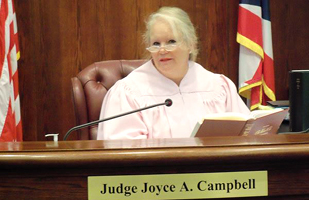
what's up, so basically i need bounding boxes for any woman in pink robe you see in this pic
[97,7,250,140]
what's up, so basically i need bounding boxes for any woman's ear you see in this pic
[189,43,195,54]
[188,45,192,52]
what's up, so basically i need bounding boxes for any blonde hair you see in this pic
[143,7,199,61]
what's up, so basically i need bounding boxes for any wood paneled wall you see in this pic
[14,0,309,141]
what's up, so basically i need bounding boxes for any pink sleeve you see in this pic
[221,75,251,115]
[97,81,148,140]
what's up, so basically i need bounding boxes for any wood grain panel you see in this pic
[227,0,240,85]
[13,0,309,141]
[1,135,309,199]
[270,0,309,100]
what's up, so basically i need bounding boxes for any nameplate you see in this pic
[88,171,268,199]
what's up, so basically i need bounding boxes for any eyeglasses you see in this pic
[146,43,178,53]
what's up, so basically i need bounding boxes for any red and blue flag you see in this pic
[237,0,276,110]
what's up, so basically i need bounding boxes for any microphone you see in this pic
[63,99,173,140]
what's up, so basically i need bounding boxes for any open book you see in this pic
[191,108,289,137]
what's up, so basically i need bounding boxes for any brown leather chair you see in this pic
[71,59,147,140]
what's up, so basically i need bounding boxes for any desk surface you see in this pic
[1,134,309,167]
[1,133,309,151]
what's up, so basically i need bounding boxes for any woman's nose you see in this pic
[158,47,168,54]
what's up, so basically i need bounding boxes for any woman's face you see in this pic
[149,20,190,85]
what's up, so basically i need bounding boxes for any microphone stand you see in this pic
[63,99,172,141]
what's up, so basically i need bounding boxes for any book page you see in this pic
[250,108,283,118]
[203,112,253,121]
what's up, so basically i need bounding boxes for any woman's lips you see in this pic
[160,58,172,62]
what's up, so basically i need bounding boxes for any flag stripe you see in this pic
[262,19,273,58]
[238,45,262,88]
[237,6,264,58]
[12,68,19,99]
[237,33,264,59]
[240,4,261,17]
[261,0,271,20]
[14,95,21,125]
[261,0,276,102]
[240,0,261,7]
[262,49,276,100]
[0,101,15,142]
[238,6,263,46]
[0,0,8,79]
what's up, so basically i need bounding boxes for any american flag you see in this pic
[0,0,22,141]
[237,0,276,110]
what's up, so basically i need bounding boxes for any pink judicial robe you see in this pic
[97,60,250,140]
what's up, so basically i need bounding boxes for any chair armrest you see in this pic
[71,77,90,140]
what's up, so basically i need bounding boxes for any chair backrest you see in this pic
[71,59,147,140]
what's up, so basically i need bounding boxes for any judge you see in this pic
[97,7,250,140]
